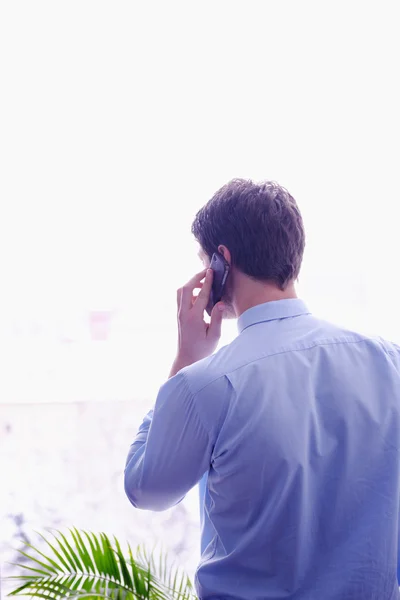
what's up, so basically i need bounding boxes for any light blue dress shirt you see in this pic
[125,299,400,599]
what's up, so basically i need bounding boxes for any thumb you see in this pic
[208,302,225,340]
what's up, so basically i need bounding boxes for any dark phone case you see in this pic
[206,253,230,316]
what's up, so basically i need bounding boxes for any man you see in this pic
[125,179,400,599]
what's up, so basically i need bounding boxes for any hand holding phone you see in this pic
[206,252,230,316]
[170,266,227,376]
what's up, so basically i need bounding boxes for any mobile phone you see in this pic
[206,252,230,316]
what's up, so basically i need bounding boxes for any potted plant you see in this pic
[7,528,195,600]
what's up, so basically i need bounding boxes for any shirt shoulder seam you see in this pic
[179,370,213,442]
[189,336,374,396]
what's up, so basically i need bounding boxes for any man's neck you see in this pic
[233,277,298,318]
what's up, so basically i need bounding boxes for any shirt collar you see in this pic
[237,298,311,334]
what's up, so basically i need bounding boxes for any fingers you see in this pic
[194,269,213,312]
[177,283,203,308]
[178,269,207,312]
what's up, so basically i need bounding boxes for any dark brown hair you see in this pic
[191,179,305,290]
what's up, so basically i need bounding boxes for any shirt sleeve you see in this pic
[385,341,400,375]
[124,371,215,512]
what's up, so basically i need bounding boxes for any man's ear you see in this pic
[218,244,232,266]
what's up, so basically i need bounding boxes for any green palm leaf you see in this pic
[7,529,195,600]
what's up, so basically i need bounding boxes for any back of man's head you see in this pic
[191,179,306,290]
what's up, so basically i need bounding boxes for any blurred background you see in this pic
[0,0,399,593]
